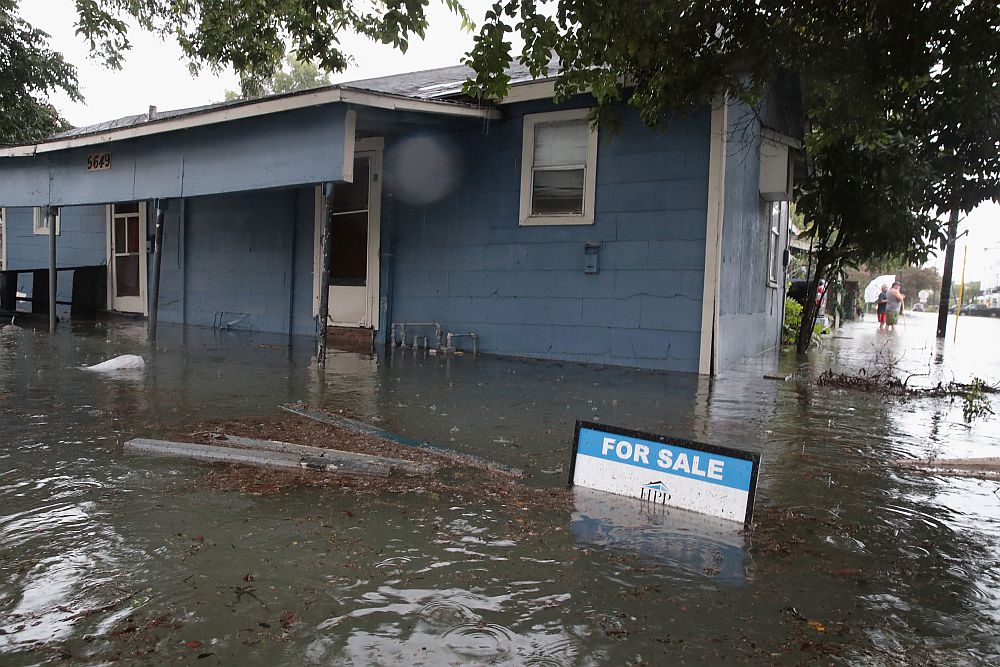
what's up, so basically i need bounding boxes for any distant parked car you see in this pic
[912,303,924,312]
[962,304,991,316]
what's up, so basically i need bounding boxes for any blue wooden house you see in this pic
[0,64,796,374]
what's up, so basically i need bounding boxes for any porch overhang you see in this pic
[0,87,501,208]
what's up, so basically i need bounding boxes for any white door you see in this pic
[316,142,382,328]
[107,202,148,314]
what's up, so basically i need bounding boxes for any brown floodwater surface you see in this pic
[1,311,998,664]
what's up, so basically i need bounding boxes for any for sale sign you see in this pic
[569,421,760,525]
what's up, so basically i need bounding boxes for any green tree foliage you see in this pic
[73,0,473,97]
[224,55,333,101]
[0,0,79,144]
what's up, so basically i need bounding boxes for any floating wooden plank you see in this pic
[124,438,390,477]
[891,457,1000,480]
[218,434,435,476]
[280,404,525,477]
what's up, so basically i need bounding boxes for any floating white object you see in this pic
[84,354,145,371]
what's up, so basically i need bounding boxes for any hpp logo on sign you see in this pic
[640,481,669,504]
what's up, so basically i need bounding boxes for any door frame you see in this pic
[106,202,149,314]
[0,207,6,270]
[313,136,384,329]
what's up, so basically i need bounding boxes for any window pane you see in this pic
[114,202,140,215]
[114,219,127,253]
[330,211,368,286]
[534,121,588,168]
[531,169,585,215]
[127,218,140,254]
[115,255,140,296]
[332,157,370,213]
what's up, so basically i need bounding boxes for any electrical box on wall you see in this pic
[584,241,601,274]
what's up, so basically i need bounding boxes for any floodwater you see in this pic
[1,312,999,665]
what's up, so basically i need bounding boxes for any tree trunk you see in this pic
[935,208,960,338]
[796,259,827,354]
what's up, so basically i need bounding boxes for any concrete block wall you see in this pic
[156,187,315,336]
[382,99,710,372]
[2,205,107,313]
[716,103,786,370]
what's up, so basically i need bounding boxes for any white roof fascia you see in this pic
[498,79,558,105]
[761,128,802,150]
[0,88,501,158]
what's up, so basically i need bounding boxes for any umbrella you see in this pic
[864,275,897,303]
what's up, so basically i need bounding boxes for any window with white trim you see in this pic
[766,201,787,287]
[519,109,598,226]
[33,207,61,236]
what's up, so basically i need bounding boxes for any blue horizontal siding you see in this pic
[383,100,710,372]
[717,102,787,370]
[156,188,315,336]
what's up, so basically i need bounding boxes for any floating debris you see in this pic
[280,403,525,477]
[84,354,145,372]
[124,438,411,477]
[891,457,1000,480]
[216,433,435,476]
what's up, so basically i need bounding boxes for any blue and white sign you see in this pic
[569,421,760,525]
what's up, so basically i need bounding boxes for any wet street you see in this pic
[2,312,999,665]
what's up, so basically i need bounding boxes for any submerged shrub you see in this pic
[782,298,802,345]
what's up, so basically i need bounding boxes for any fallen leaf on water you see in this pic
[807,620,825,633]
[280,610,298,630]
[831,567,862,577]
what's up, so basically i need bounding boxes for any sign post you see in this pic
[569,421,760,526]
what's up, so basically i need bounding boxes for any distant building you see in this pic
[0,64,797,374]
[977,249,1000,310]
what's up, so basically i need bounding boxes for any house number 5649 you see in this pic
[87,152,111,171]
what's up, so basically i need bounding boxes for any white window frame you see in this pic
[519,108,599,226]
[766,200,787,288]
[32,207,61,236]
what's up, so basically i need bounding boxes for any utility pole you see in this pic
[936,208,960,338]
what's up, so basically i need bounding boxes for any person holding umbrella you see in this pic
[876,284,889,331]
[886,281,906,332]
[863,274,898,329]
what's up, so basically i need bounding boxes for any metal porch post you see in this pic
[47,206,57,333]
[316,182,335,365]
[148,199,165,342]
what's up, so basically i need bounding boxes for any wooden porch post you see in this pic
[148,199,165,342]
[47,205,57,333]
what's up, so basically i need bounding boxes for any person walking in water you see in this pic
[886,281,905,332]
[876,284,889,331]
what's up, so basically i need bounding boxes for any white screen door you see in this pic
[322,146,382,328]
[107,202,148,313]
